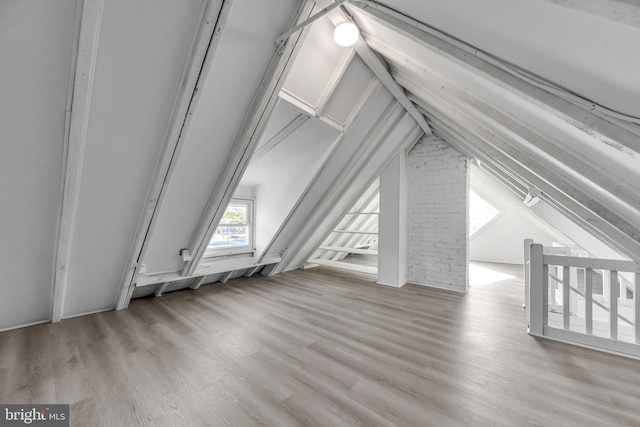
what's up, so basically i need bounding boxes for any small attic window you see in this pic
[205,198,254,256]
[469,190,501,237]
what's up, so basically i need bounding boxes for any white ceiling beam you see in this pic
[325,181,380,261]
[181,0,317,277]
[347,1,640,151]
[275,0,351,47]
[251,113,309,165]
[254,79,384,264]
[329,8,432,137]
[272,106,424,274]
[315,48,355,116]
[189,276,207,290]
[419,100,640,261]
[402,75,640,236]
[52,0,104,323]
[114,0,233,310]
[392,66,640,225]
[434,114,640,261]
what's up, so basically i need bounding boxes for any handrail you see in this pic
[544,254,640,273]
[526,241,640,359]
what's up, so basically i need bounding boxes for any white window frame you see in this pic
[204,198,255,258]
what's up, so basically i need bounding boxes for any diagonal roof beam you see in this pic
[115,0,233,310]
[52,0,104,322]
[275,0,351,47]
[181,0,318,277]
[327,7,432,137]
[417,100,640,262]
[250,113,309,165]
[347,1,640,150]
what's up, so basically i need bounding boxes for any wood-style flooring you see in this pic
[1,262,640,426]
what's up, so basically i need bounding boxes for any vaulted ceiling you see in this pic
[1,0,639,330]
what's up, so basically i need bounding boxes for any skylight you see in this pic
[469,190,500,236]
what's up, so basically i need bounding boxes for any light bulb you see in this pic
[333,22,359,47]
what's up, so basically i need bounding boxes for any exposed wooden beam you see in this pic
[154,283,169,297]
[114,0,233,310]
[319,180,380,261]
[272,105,424,274]
[220,270,235,284]
[329,8,432,137]
[251,113,309,165]
[368,28,640,212]
[244,266,262,278]
[342,77,381,130]
[420,101,640,261]
[52,0,104,323]
[255,86,394,265]
[394,69,640,226]
[315,48,355,116]
[309,258,377,274]
[346,1,640,151]
[403,76,640,239]
[181,0,317,277]
[275,0,350,47]
[278,89,317,116]
[189,276,207,290]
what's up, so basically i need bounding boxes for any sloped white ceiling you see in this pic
[64,0,206,317]
[282,10,347,108]
[372,0,640,117]
[141,0,300,275]
[343,0,640,263]
[0,0,77,329]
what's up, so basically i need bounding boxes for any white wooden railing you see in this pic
[525,240,640,359]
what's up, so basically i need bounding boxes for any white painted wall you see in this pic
[251,115,340,256]
[0,0,77,330]
[262,85,395,262]
[282,9,347,108]
[281,106,422,272]
[407,136,469,292]
[63,0,205,317]
[233,185,255,200]
[470,200,563,265]
[470,165,584,265]
[530,200,628,261]
[378,152,408,287]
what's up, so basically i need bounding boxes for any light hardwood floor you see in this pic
[2,263,640,426]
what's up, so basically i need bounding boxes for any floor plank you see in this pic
[1,262,640,426]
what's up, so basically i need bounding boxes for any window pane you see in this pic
[219,204,247,225]
[469,190,500,236]
[209,225,249,248]
[207,199,252,253]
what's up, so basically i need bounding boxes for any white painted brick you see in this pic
[407,136,469,292]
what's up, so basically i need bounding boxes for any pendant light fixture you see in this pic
[333,22,359,47]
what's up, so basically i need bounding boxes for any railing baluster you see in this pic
[585,268,593,335]
[524,238,533,314]
[635,273,640,344]
[528,243,544,335]
[563,265,570,330]
[610,270,618,340]
[543,263,549,328]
